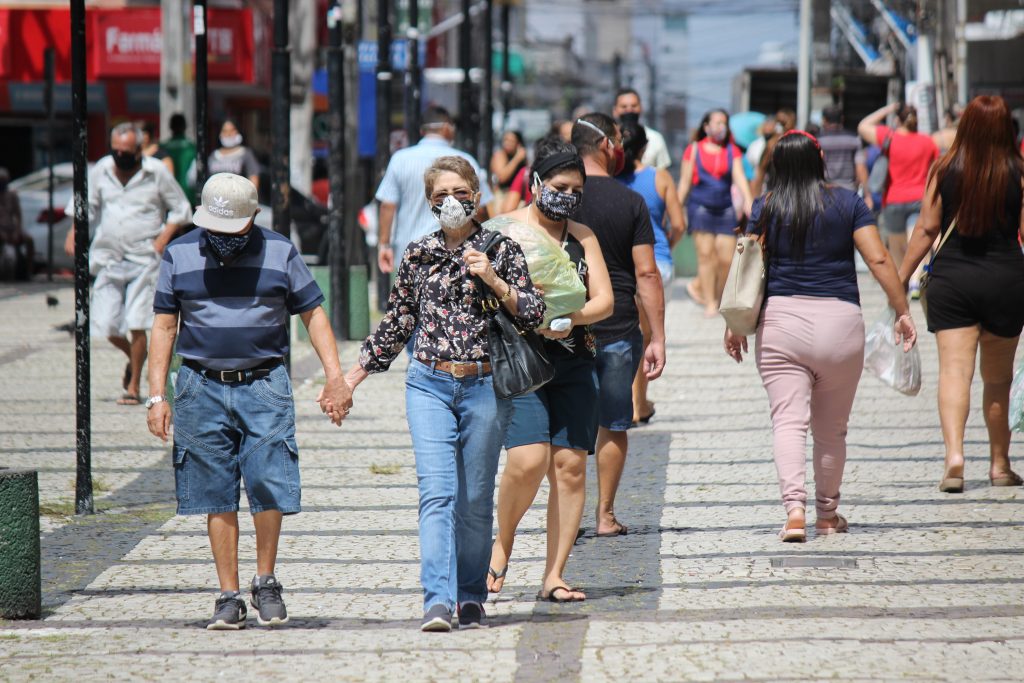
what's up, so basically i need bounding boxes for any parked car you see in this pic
[9,163,76,271]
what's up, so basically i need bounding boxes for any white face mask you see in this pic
[220,133,243,149]
[432,194,474,231]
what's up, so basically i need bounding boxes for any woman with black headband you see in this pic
[485,136,614,602]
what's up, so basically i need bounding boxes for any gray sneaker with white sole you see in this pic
[250,574,289,626]
[207,593,247,630]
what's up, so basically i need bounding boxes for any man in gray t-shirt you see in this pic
[818,106,868,196]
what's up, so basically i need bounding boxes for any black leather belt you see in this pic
[182,358,283,383]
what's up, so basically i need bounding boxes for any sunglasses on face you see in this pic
[431,189,473,204]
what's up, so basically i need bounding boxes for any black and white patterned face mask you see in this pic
[431,195,476,231]
[534,183,582,221]
[206,230,252,261]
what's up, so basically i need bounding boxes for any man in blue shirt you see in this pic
[375,106,492,274]
[146,173,354,630]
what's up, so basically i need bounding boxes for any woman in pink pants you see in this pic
[725,131,917,542]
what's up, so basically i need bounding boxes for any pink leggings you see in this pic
[755,296,865,518]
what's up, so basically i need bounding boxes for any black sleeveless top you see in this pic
[545,231,597,360]
[936,167,1023,265]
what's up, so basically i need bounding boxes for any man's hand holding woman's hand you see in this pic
[317,374,354,427]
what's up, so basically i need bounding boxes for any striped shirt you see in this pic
[154,227,324,370]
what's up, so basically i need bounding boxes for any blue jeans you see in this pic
[405,360,512,611]
[172,363,300,515]
[595,327,644,431]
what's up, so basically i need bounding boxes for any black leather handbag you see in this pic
[475,231,554,399]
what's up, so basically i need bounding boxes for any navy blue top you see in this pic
[749,187,875,306]
[154,227,325,370]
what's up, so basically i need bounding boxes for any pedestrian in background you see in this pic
[617,117,685,424]
[858,103,939,297]
[725,131,916,542]
[139,120,173,176]
[147,173,354,630]
[343,156,544,632]
[897,95,1024,493]
[677,109,754,318]
[63,123,192,405]
[208,119,261,192]
[612,88,671,170]
[0,167,33,281]
[489,130,528,213]
[932,103,964,156]
[161,113,198,205]
[487,139,613,603]
[375,107,492,278]
[751,108,796,196]
[573,113,666,538]
[818,105,870,200]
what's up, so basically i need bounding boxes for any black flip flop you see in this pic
[536,586,584,603]
[595,522,628,538]
[117,393,142,406]
[487,565,507,592]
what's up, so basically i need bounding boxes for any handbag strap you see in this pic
[927,217,958,269]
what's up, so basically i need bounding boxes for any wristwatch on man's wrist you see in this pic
[145,395,165,410]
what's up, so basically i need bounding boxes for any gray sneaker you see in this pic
[420,604,452,632]
[207,593,247,630]
[457,601,486,629]
[250,574,289,626]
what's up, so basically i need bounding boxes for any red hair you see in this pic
[931,95,1024,238]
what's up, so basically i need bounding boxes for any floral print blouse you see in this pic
[359,225,546,373]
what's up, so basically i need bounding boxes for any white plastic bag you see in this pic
[864,307,921,396]
[1010,358,1024,433]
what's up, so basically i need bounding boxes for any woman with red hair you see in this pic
[899,95,1024,493]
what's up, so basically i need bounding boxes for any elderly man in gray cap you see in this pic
[147,173,353,630]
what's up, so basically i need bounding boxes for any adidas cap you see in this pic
[193,173,259,234]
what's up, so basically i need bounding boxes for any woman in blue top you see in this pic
[617,117,685,424]
[678,109,755,318]
[724,131,917,542]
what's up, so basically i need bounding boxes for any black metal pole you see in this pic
[194,0,209,187]
[44,47,55,282]
[500,1,511,128]
[327,2,348,338]
[481,0,494,162]
[272,0,291,367]
[70,0,92,515]
[404,0,421,145]
[459,0,476,156]
[376,0,392,184]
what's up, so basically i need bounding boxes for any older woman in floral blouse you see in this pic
[343,156,545,632]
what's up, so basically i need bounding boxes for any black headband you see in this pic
[532,152,584,183]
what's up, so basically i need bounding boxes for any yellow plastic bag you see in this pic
[485,216,587,327]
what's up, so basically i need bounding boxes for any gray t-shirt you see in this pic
[208,147,260,179]
[818,130,864,192]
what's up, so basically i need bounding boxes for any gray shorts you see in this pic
[91,258,159,337]
[880,201,921,236]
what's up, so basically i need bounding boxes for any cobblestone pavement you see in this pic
[1,277,1022,682]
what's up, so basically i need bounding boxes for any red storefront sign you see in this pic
[0,7,257,83]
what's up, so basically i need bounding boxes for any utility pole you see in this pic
[796,0,812,129]
[500,1,512,128]
[376,0,393,187]
[459,0,478,157]
[327,2,348,338]
[612,53,623,94]
[194,0,209,187]
[272,0,292,366]
[346,0,370,338]
[70,0,92,515]
[160,0,194,139]
[405,0,422,145]
[44,48,55,282]
[481,0,494,161]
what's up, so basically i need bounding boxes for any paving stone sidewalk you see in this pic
[1,277,1022,682]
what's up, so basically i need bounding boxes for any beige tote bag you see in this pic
[719,236,766,336]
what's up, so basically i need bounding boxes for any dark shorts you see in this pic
[595,327,644,431]
[925,259,1024,338]
[880,201,921,235]
[505,355,600,453]
[687,204,738,236]
[171,364,301,515]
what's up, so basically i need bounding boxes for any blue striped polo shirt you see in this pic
[154,227,324,370]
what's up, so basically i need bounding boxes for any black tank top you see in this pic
[545,231,597,360]
[937,167,1023,264]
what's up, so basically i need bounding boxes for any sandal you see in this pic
[487,565,507,593]
[939,476,965,493]
[815,515,848,536]
[778,522,806,543]
[117,393,142,406]
[990,471,1023,487]
[536,586,585,603]
[595,520,628,537]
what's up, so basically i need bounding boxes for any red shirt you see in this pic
[509,166,533,205]
[682,141,742,182]
[876,125,939,206]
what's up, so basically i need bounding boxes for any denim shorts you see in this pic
[595,327,644,431]
[505,355,600,453]
[880,201,921,235]
[171,363,301,515]
[687,204,738,236]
